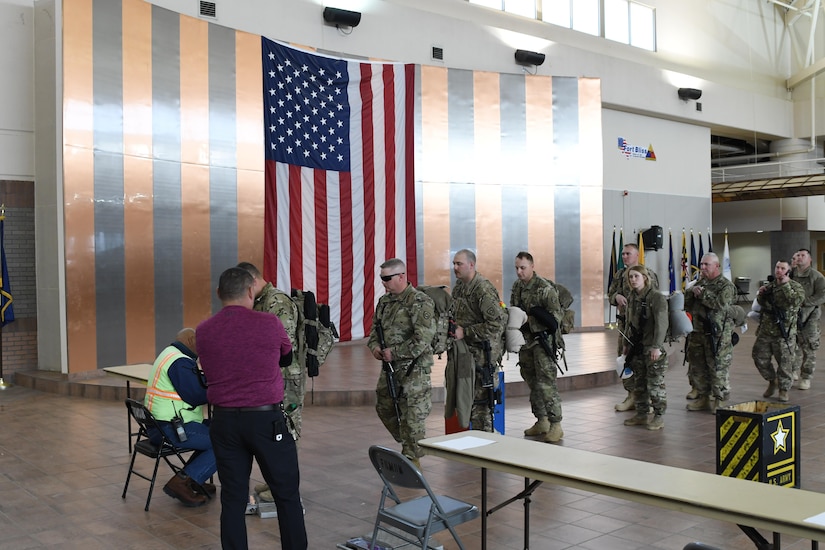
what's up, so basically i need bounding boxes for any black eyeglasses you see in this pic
[380,273,404,282]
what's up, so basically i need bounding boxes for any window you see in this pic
[471,0,656,51]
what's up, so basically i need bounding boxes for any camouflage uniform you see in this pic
[608,267,659,393]
[254,283,304,435]
[684,274,737,401]
[451,273,507,432]
[367,284,436,460]
[791,266,825,381]
[752,279,805,390]
[625,287,669,415]
[511,275,564,424]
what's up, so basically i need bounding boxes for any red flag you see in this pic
[262,38,416,341]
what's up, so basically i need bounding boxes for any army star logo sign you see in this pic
[771,419,789,453]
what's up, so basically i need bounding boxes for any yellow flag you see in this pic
[637,231,645,265]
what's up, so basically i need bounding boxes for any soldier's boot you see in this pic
[410,457,421,470]
[777,390,789,402]
[686,396,710,411]
[524,417,550,436]
[254,483,269,494]
[646,415,664,431]
[685,387,700,400]
[623,413,648,426]
[258,489,274,503]
[614,392,635,412]
[543,423,564,443]
[709,399,720,414]
[763,379,777,398]
[793,369,800,381]
[798,378,811,390]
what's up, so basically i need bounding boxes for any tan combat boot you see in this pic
[614,392,635,412]
[798,378,811,390]
[543,422,564,443]
[685,387,699,400]
[524,417,550,436]
[646,415,664,430]
[686,396,710,411]
[763,379,777,398]
[623,413,648,426]
[777,390,789,402]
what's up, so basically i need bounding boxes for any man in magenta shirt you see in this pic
[197,267,307,549]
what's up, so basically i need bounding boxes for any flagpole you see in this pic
[0,205,9,390]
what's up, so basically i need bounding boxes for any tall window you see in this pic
[470,0,656,51]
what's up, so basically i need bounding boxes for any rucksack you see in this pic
[416,285,454,358]
[548,280,575,334]
[291,289,339,377]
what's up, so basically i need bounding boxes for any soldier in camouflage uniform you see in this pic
[510,251,565,442]
[791,248,825,390]
[237,263,304,434]
[622,265,669,430]
[450,249,508,433]
[607,243,659,411]
[752,260,805,402]
[685,253,738,413]
[367,259,436,464]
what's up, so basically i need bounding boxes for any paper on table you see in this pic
[434,436,496,451]
[804,511,825,526]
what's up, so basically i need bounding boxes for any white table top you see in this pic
[420,431,825,542]
[102,364,153,384]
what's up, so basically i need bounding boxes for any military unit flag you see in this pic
[0,216,13,326]
[668,230,676,294]
[608,226,617,290]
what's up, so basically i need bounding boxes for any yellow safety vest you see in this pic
[144,345,204,424]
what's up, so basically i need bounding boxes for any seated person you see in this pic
[144,328,217,507]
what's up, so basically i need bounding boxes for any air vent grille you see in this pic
[199,1,216,18]
[431,46,444,61]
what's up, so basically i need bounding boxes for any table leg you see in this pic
[127,380,133,453]
[482,467,487,550]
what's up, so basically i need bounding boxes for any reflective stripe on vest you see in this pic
[145,348,185,418]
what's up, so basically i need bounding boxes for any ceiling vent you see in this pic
[199,1,217,19]
[431,46,444,62]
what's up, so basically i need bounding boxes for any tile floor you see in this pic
[1,327,825,549]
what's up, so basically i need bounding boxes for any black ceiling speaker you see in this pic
[677,88,702,101]
[323,7,362,28]
[514,49,546,66]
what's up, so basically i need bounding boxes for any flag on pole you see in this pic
[608,226,617,289]
[261,38,416,341]
[681,229,688,291]
[0,215,14,326]
[698,232,704,267]
[707,229,713,253]
[617,229,625,271]
[668,230,676,294]
[722,231,732,281]
[637,231,645,265]
[689,230,698,280]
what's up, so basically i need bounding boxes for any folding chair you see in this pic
[122,398,196,511]
[368,445,479,550]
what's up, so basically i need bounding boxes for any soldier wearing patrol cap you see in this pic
[367,258,436,466]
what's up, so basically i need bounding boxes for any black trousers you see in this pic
[210,408,307,549]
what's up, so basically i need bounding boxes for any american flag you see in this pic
[261,37,416,341]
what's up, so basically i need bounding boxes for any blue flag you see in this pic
[689,231,698,280]
[608,227,617,289]
[668,231,676,294]
[0,217,14,326]
[698,232,705,268]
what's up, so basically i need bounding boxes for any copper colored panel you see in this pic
[179,16,210,166]
[578,78,604,327]
[472,71,500,185]
[64,147,97,374]
[122,0,152,160]
[181,163,212,327]
[475,184,503,292]
[63,0,94,150]
[123,155,156,363]
[237,169,264,268]
[419,65,448,185]
[422,182,451,287]
[236,30,263,172]
[525,75,554,278]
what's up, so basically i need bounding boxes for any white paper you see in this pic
[434,436,496,451]
[804,511,825,526]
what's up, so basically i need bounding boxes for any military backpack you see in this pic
[548,280,575,334]
[291,289,339,377]
[416,285,454,358]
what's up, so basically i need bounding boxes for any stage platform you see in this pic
[14,329,623,406]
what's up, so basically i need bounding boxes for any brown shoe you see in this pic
[188,478,216,497]
[164,473,207,507]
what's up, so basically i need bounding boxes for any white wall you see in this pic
[0,0,34,180]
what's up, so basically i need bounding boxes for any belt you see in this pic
[213,403,282,413]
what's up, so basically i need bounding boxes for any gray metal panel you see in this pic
[152,6,183,353]
[501,185,529,303]
[499,73,527,170]
[552,77,581,318]
[208,25,237,312]
[93,0,126,367]
[447,68,474,182]
[449,183,476,288]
